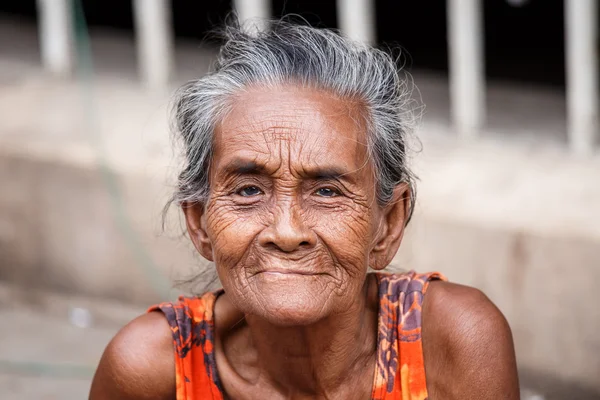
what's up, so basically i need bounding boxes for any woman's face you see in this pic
[186,85,406,326]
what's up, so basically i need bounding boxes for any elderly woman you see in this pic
[90,21,519,399]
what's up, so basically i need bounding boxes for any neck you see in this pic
[219,274,380,398]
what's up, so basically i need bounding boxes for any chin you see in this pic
[245,273,336,326]
[259,300,329,327]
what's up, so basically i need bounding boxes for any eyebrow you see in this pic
[302,166,349,181]
[222,159,266,176]
[220,158,356,183]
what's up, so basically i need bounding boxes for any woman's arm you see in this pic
[89,312,175,400]
[422,281,520,399]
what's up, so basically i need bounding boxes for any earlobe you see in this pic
[182,202,214,261]
[371,220,388,253]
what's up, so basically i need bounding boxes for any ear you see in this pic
[370,184,411,270]
[182,201,214,262]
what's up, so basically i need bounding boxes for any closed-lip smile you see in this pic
[256,269,323,276]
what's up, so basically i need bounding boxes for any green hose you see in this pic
[72,0,171,300]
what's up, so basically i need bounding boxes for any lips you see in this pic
[244,248,330,278]
[258,269,323,276]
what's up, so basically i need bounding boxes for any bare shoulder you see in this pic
[89,312,175,400]
[422,281,520,399]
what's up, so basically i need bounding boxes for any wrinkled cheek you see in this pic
[205,206,263,272]
[316,212,372,275]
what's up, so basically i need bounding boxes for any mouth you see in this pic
[256,270,324,277]
[246,249,331,279]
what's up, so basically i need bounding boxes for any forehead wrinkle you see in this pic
[215,84,374,183]
[214,126,270,159]
[225,84,368,147]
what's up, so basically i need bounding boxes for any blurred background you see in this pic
[0,0,599,399]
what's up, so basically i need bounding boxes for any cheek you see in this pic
[313,206,374,270]
[205,201,268,267]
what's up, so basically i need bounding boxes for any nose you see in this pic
[258,200,316,252]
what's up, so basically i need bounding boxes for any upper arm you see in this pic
[422,281,520,400]
[89,312,176,400]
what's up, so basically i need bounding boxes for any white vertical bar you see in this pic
[133,0,174,89]
[565,0,599,154]
[336,0,376,44]
[234,0,271,33]
[447,0,485,138]
[37,0,73,76]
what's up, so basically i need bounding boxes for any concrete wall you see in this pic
[0,152,193,304]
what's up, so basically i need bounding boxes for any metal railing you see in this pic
[35,0,599,151]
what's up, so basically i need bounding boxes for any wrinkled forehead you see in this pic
[212,85,371,172]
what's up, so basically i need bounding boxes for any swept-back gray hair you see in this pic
[171,19,419,223]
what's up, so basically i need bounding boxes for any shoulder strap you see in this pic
[371,271,446,400]
[148,291,224,400]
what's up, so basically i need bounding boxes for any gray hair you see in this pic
[170,19,419,223]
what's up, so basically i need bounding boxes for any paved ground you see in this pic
[0,282,142,399]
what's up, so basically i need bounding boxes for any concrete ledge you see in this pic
[0,149,203,305]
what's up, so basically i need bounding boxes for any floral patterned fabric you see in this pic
[149,270,445,400]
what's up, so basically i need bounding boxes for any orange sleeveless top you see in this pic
[149,271,445,400]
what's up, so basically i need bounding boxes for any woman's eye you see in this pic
[315,187,339,197]
[237,186,263,197]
